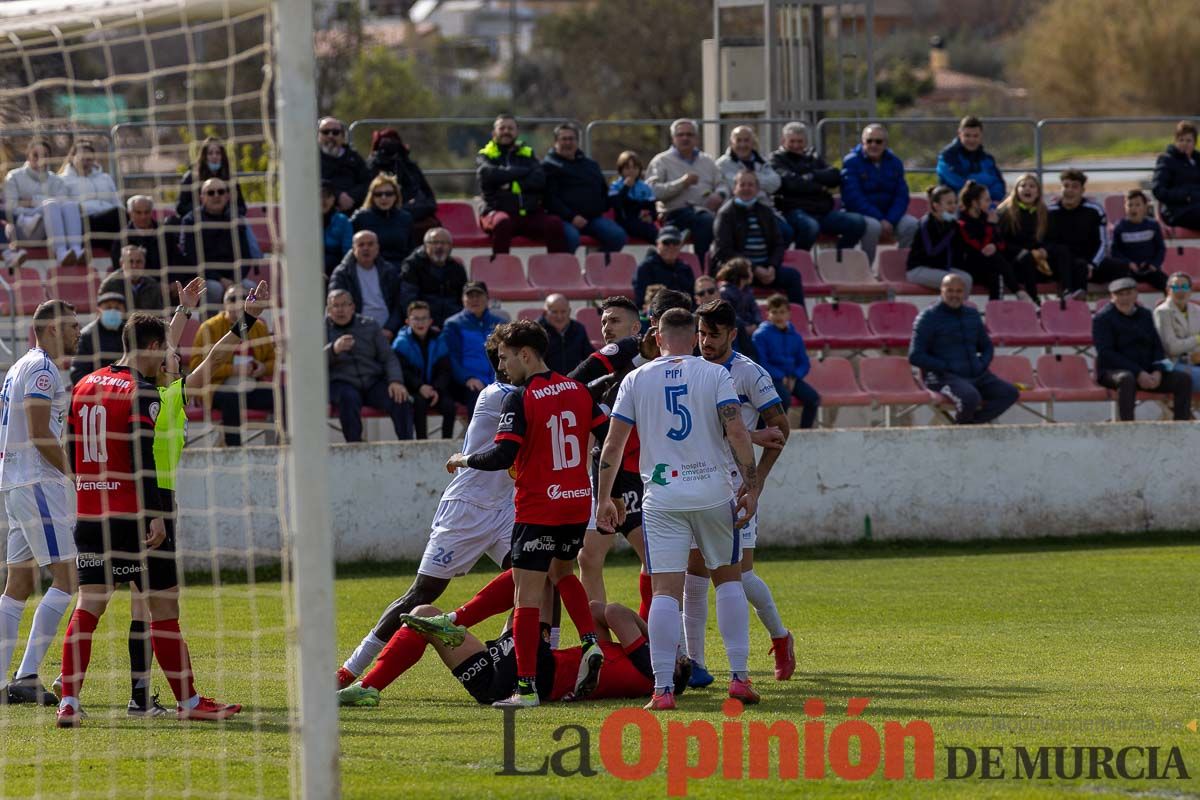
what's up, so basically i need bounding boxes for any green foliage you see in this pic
[332,46,439,126]
[174,124,272,203]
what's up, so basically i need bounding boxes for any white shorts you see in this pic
[4,482,76,566]
[417,499,513,580]
[738,511,758,549]
[642,502,740,574]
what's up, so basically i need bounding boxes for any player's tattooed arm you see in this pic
[720,402,761,494]
[754,402,790,485]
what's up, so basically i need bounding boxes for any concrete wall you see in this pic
[171,421,1190,569]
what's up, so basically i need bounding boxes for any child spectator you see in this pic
[907,185,972,293]
[1110,189,1168,292]
[715,257,760,359]
[752,293,820,429]
[957,180,1031,301]
[996,173,1076,298]
[609,150,659,244]
[392,300,457,439]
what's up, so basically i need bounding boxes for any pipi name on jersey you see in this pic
[77,479,122,491]
[530,380,577,400]
[83,373,132,389]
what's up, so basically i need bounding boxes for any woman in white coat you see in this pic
[3,138,84,265]
[59,139,123,249]
[1152,271,1200,384]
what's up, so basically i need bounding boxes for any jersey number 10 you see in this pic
[78,404,109,463]
[545,411,580,471]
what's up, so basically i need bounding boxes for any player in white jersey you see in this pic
[682,299,796,686]
[0,300,81,705]
[596,307,761,710]
[336,339,517,688]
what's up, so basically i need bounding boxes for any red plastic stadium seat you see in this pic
[805,357,871,407]
[575,306,603,348]
[0,268,49,316]
[48,266,100,314]
[758,302,823,348]
[1038,299,1093,348]
[1162,245,1200,281]
[989,354,1052,403]
[782,249,831,297]
[438,201,490,248]
[810,302,881,351]
[245,205,278,253]
[517,307,541,322]
[866,300,919,348]
[469,254,539,301]
[527,253,595,299]
[1103,194,1125,227]
[678,252,702,280]
[1157,205,1200,241]
[875,248,930,295]
[815,249,887,295]
[906,196,929,219]
[584,252,637,299]
[1035,354,1107,402]
[858,356,931,406]
[984,300,1054,347]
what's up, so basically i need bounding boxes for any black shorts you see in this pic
[610,470,643,536]
[510,522,587,571]
[450,630,556,705]
[74,517,178,592]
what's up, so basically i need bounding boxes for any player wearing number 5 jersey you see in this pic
[446,320,609,709]
[596,307,761,710]
[0,301,81,706]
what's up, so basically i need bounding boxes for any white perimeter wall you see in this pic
[168,421,1189,570]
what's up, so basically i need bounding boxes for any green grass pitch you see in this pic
[1,537,1197,799]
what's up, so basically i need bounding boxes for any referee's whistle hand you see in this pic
[146,518,167,550]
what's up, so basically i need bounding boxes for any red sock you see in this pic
[60,609,99,700]
[454,569,514,629]
[361,627,428,691]
[638,572,653,621]
[512,606,540,679]
[150,619,196,704]
[554,574,596,640]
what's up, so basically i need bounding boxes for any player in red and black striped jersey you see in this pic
[56,312,240,727]
[446,320,609,709]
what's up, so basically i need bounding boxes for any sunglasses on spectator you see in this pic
[372,190,396,198]
[1170,283,1192,292]
[696,287,717,296]
[426,238,452,246]
[865,138,886,144]
[204,188,228,196]
[320,128,343,136]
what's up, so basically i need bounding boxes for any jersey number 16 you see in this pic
[545,411,580,471]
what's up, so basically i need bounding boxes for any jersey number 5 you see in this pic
[545,411,580,471]
[78,404,109,463]
[664,384,692,441]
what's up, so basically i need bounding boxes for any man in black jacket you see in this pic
[544,122,627,253]
[538,293,594,375]
[1152,121,1200,231]
[770,122,865,251]
[398,227,467,328]
[1093,277,1192,421]
[712,171,804,304]
[329,230,405,339]
[1047,170,1129,298]
[319,117,371,212]
[177,178,255,305]
[632,226,696,308]
[115,195,176,279]
[476,114,567,255]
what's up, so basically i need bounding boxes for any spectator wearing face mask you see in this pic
[70,291,126,384]
[365,128,441,241]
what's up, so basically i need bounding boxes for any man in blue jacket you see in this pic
[393,300,457,439]
[908,274,1017,424]
[544,122,627,254]
[935,116,1005,203]
[840,124,918,262]
[442,281,504,421]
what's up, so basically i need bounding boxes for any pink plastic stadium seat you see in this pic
[875,248,930,295]
[584,252,637,298]
[805,357,871,407]
[437,201,490,248]
[469,254,540,301]
[575,306,603,348]
[782,250,831,297]
[858,356,931,406]
[815,249,887,295]
[517,308,541,322]
[906,196,929,219]
[1038,299,1093,348]
[678,252,703,280]
[1162,245,1200,282]
[1035,354,1108,402]
[810,302,881,351]
[866,300,919,348]
[528,253,595,299]
[1103,194,1125,227]
[1,268,49,316]
[984,300,1054,347]
[989,354,1052,403]
[48,266,100,314]
[1157,205,1200,240]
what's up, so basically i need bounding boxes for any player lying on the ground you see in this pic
[338,599,690,707]
[336,340,517,688]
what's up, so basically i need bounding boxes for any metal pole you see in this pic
[273,1,338,798]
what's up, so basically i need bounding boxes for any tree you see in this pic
[331,46,441,155]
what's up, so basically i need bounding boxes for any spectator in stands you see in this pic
[713,171,805,305]
[692,275,718,310]
[351,173,413,266]
[329,230,404,340]
[770,121,865,252]
[178,177,256,305]
[322,180,354,278]
[319,116,370,212]
[1048,169,1133,300]
[715,125,792,242]
[633,226,695,308]
[190,284,278,446]
[997,173,1074,298]
[1110,189,1168,291]
[908,185,972,292]
[646,118,725,259]
[3,138,84,266]
[325,288,413,442]
[909,273,1018,424]
[538,293,594,374]
[59,140,122,253]
[442,281,504,418]
[70,290,125,385]
[1153,272,1200,385]
[957,180,1033,301]
[716,257,760,359]
[476,114,567,255]
[365,128,440,240]
[753,293,819,429]
[99,244,165,312]
[398,227,467,328]
[840,123,918,262]
[935,116,1005,202]
[392,300,456,440]
[1093,276,1192,421]
[175,136,247,221]
[1152,120,1200,231]
[544,121,626,253]
[609,150,659,244]
[116,195,174,277]
[643,283,667,318]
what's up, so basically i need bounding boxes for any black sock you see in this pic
[129,620,150,707]
[581,632,598,648]
[516,676,536,695]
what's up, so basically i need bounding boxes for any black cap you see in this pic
[656,226,682,244]
[463,281,489,295]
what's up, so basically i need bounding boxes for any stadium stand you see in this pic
[815,249,887,295]
[810,302,880,353]
[983,300,1055,348]
[584,252,637,297]
[468,254,540,301]
[527,253,594,299]
[866,300,919,348]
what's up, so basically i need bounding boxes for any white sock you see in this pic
[0,595,26,684]
[741,570,787,639]
[342,632,387,677]
[682,572,710,667]
[715,581,751,678]
[16,587,71,679]
[180,694,200,710]
[647,595,681,691]
[549,626,560,651]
